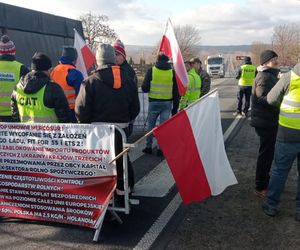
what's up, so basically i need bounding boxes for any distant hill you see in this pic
[125,44,251,64]
[197,45,251,54]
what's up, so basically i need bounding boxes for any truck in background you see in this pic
[206,55,225,78]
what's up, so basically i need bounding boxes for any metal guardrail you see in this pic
[133,89,148,132]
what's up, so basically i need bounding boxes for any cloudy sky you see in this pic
[1,0,299,45]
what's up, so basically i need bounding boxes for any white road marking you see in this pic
[133,193,182,250]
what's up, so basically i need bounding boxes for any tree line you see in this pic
[251,23,300,66]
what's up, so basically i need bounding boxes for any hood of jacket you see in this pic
[18,71,50,94]
[93,65,119,88]
[155,60,171,70]
[292,62,300,75]
[257,66,280,76]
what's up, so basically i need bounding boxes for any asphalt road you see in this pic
[0,77,239,250]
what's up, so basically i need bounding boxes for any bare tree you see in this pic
[174,25,201,59]
[250,42,270,66]
[272,23,300,66]
[79,12,118,50]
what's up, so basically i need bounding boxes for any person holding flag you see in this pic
[142,52,179,156]
[51,46,84,122]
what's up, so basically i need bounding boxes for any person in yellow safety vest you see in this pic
[190,57,211,97]
[0,35,29,122]
[141,52,179,156]
[51,46,84,122]
[11,52,70,123]
[235,56,257,116]
[179,60,202,110]
[262,62,300,220]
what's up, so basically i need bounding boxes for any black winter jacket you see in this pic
[121,60,138,86]
[250,66,280,128]
[75,65,140,124]
[11,71,71,123]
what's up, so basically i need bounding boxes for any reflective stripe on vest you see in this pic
[50,64,76,109]
[187,68,201,104]
[111,66,122,89]
[149,66,173,100]
[0,60,22,116]
[16,84,58,123]
[279,71,300,130]
[238,64,256,86]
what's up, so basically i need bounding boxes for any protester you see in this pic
[112,39,138,86]
[11,52,70,123]
[251,50,280,197]
[179,60,201,109]
[141,52,179,156]
[75,44,140,203]
[235,56,257,116]
[190,57,211,97]
[112,39,138,136]
[262,61,300,221]
[0,35,29,122]
[51,46,84,122]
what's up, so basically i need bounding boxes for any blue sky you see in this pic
[1,0,299,46]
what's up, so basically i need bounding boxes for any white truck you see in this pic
[206,55,225,78]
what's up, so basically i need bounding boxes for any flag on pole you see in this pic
[74,29,96,78]
[159,19,188,96]
[153,91,238,205]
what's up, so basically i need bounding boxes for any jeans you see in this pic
[265,142,300,213]
[237,86,252,113]
[146,101,172,148]
[255,127,278,191]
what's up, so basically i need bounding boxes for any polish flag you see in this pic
[153,91,238,205]
[159,19,188,96]
[74,29,96,78]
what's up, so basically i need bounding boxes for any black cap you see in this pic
[260,50,278,65]
[31,52,52,71]
[244,56,251,64]
[190,57,202,64]
[61,46,78,62]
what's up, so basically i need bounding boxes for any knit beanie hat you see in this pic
[96,44,116,66]
[111,39,126,58]
[157,52,169,62]
[0,35,16,55]
[31,52,52,71]
[260,50,278,65]
[61,46,78,62]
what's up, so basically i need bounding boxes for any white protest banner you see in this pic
[0,123,115,228]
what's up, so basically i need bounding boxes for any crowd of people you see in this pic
[0,34,209,205]
[1,33,299,220]
[236,51,300,221]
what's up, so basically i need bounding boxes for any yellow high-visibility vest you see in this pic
[238,64,256,86]
[279,71,300,130]
[149,66,173,100]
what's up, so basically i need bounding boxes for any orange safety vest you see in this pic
[50,64,76,109]
[111,66,122,89]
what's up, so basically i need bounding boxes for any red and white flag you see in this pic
[74,29,96,78]
[153,91,238,205]
[159,19,188,96]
